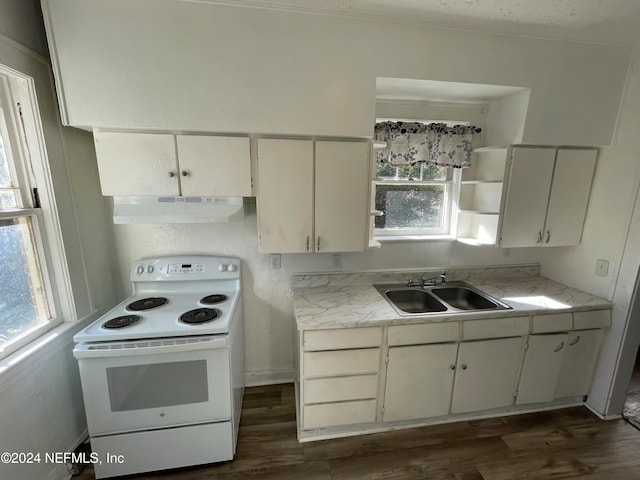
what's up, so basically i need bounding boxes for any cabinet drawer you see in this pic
[303,375,378,404]
[304,327,382,351]
[573,310,611,330]
[303,349,380,377]
[303,400,376,429]
[462,316,529,340]
[388,322,458,346]
[531,313,573,333]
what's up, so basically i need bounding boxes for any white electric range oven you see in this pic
[73,256,244,479]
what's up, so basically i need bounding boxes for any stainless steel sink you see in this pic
[374,281,511,316]
[384,289,448,314]
[431,286,503,310]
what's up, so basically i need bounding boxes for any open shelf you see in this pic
[456,212,499,245]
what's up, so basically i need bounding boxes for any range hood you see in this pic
[112,196,244,224]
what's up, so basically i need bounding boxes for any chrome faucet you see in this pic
[406,270,447,288]
[421,270,447,287]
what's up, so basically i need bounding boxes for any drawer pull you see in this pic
[554,341,565,353]
[569,335,581,346]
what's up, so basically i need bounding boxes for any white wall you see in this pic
[538,51,640,416]
[0,1,119,479]
[44,0,630,145]
[112,201,542,384]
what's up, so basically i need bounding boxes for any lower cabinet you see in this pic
[383,337,525,421]
[298,309,610,437]
[299,327,382,430]
[383,343,458,422]
[451,337,524,413]
[555,329,605,398]
[516,333,567,404]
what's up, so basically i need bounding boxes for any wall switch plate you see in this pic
[595,258,609,277]
[270,254,281,269]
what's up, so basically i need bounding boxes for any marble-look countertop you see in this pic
[293,271,612,331]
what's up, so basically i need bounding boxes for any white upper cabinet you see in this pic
[94,132,179,196]
[256,138,370,254]
[544,149,598,247]
[315,141,370,253]
[499,147,597,248]
[256,138,314,254]
[176,136,252,197]
[93,131,251,197]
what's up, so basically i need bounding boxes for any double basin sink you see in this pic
[374,281,512,316]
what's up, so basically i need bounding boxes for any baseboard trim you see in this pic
[245,369,295,387]
[585,402,622,420]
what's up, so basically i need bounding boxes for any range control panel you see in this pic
[130,256,240,281]
[167,263,205,274]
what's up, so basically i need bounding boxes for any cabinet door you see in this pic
[383,343,457,422]
[93,131,178,196]
[516,333,567,405]
[256,138,313,253]
[555,329,604,398]
[314,141,370,252]
[176,135,251,196]
[543,149,597,246]
[499,147,555,247]
[451,337,524,414]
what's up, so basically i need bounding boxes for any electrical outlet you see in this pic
[269,254,281,269]
[332,254,343,269]
[595,259,609,277]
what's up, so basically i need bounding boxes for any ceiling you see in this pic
[217,0,640,45]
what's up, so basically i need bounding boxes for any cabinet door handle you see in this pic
[317,237,321,251]
[554,341,565,353]
[181,170,189,177]
[168,171,176,178]
[449,365,456,370]
[537,231,542,244]
[545,230,551,244]
[569,335,581,346]
[461,364,468,370]
[305,236,310,252]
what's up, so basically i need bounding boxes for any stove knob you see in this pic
[147,265,154,273]
[218,264,228,272]
[136,265,144,275]
[227,264,237,272]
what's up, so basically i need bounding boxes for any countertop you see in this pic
[293,273,612,331]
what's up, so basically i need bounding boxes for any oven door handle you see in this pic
[73,336,229,359]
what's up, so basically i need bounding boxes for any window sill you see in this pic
[0,317,92,386]
[375,234,456,243]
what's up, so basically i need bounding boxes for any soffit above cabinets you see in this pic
[210,0,640,45]
[376,78,529,104]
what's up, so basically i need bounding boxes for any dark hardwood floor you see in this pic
[76,384,640,479]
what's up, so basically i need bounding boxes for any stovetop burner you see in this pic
[200,294,228,305]
[179,308,221,325]
[127,297,169,311]
[103,315,142,329]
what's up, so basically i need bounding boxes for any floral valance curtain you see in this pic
[374,121,481,169]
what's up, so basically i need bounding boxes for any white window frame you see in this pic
[0,64,73,361]
[373,118,466,240]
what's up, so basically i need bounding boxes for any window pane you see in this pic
[0,217,50,346]
[423,164,448,181]
[375,184,447,229]
[0,189,17,209]
[397,164,421,180]
[376,162,396,179]
[0,132,12,188]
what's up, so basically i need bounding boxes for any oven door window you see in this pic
[107,360,209,412]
